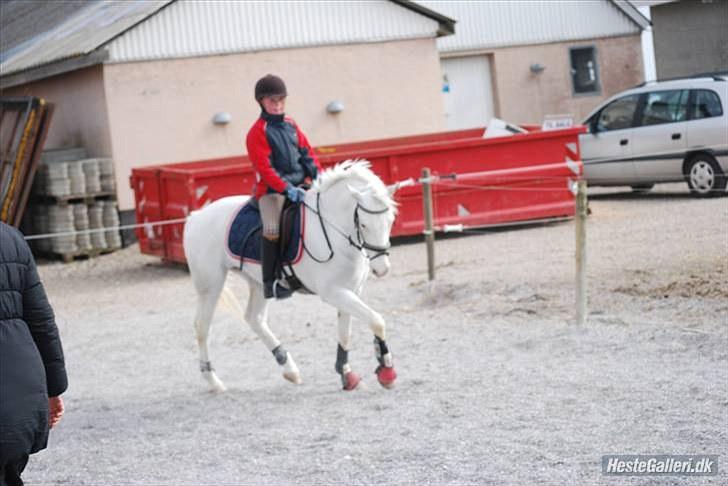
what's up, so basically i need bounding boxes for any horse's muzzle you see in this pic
[371,259,390,278]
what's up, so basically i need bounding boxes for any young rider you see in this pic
[245,74,321,299]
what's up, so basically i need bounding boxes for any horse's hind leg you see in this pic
[192,267,227,392]
[244,282,302,385]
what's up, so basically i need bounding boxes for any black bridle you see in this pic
[348,203,391,261]
[302,192,391,263]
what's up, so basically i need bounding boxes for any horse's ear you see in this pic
[387,177,415,195]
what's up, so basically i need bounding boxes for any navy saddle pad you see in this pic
[226,200,303,263]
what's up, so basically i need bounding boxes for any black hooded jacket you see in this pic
[0,222,67,458]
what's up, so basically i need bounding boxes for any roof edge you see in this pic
[0,50,108,90]
[610,0,652,29]
[390,0,455,37]
[0,0,174,85]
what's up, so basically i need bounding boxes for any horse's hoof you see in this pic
[203,372,227,392]
[343,371,361,391]
[283,371,302,384]
[376,366,397,389]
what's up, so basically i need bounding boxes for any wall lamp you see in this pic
[530,63,545,74]
[212,112,231,125]
[326,101,344,114]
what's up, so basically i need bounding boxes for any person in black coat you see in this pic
[0,222,68,486]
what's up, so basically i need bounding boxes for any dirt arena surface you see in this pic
[24,183,727,485]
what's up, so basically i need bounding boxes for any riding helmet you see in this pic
[254,74,287,101]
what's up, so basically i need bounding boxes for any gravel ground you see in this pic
[22,183,727,485]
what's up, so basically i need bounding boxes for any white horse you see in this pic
[183,160,401,392]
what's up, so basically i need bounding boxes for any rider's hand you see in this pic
[48,395,65,429]
[285,184,305,203]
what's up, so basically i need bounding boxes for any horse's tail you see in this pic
[218,285,247,322]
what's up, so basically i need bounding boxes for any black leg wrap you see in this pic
[200,361,214,373]
[272,345,288,365]
[374,336,389,366]
[335,344,348,375]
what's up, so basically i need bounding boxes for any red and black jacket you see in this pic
[245,111,321,200]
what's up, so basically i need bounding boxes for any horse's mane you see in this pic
[313,159,398,213]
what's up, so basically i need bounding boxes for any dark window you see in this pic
[640,90,689,126]
[597,95,639,131]
[691,90,723,119]
[570,47,600,94]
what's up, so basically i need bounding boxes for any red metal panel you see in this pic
[131,126,585,263]
[129,167,165,257]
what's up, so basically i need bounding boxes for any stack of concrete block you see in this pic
[72,203,93,252]
[67,161,87,195]
[102,201,122,249]
[33,148,87,197]
[82,159,102,193]
[87,203,107,250]
[28,148,123,259]
[33,162,71,197]
[47,205,77,254]
[98,159,116,192]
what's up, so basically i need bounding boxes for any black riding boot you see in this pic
[261,237,292,299]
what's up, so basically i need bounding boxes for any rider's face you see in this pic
[261,95,286,115]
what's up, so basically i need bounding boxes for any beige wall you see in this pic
[1,65,112,157]
[104,37,446,209]
[487,35,644,125]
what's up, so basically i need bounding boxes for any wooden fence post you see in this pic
[575,180,588,325]
[422,168,435,284]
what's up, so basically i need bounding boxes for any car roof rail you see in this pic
[632,71,728,88]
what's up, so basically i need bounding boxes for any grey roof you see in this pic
[0,0,171,79]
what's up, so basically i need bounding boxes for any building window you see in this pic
[570,46,600,95]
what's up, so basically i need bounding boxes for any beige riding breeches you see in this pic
[259,193,286,239]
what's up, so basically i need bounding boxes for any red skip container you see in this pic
[130,126,584,263]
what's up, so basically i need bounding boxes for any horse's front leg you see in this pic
[324,289,397,389]
[336,311,361,391]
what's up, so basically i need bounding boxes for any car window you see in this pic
[596,94,639,131]
[640,90,688,126]
[691,89,723,119]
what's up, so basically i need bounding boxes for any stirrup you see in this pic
[266,280,293,300]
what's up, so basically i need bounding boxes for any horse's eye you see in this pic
[361,224,367,229]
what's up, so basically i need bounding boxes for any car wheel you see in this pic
[686,154,726,197]
[630,184,654,193]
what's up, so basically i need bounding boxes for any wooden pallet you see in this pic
[39,246,122,263]
[32,191,116,206]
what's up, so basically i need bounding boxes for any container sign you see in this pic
[542,115,574,131]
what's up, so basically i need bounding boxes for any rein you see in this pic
[301,191,391,263]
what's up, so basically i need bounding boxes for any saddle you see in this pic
[226,198,309,293]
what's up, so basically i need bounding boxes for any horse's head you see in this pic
[315,159,398,278]
[346,182,396,277]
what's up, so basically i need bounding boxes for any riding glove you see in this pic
[285,184,306,203]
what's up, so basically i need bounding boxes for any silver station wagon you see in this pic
[579,75,728,196]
